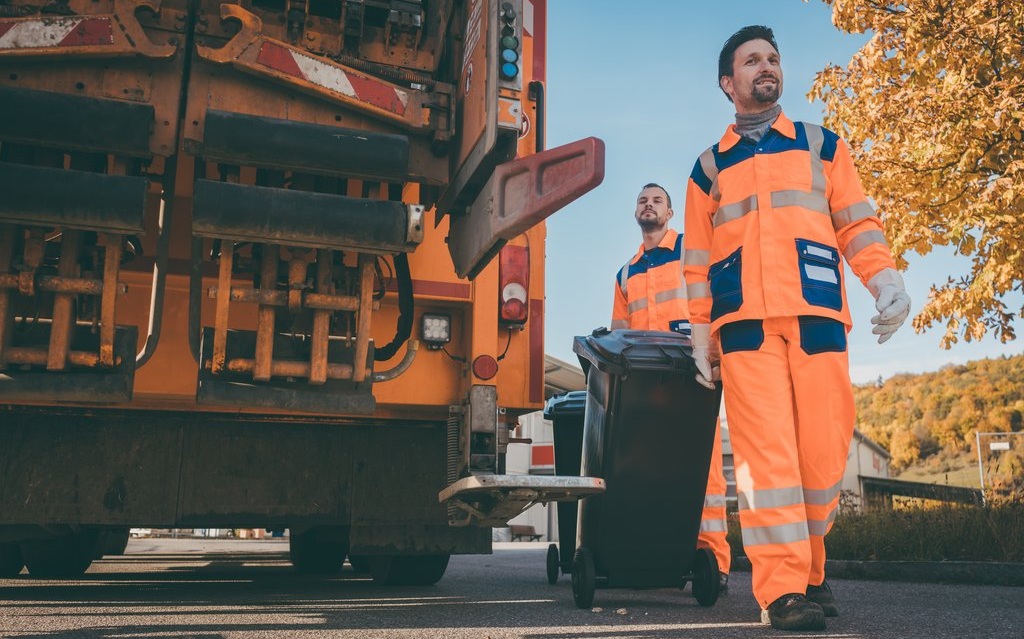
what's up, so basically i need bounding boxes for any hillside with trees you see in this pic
[853,353,1024,493]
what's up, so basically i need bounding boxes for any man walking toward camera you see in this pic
[611,183,731,594]
[683,26,911,631]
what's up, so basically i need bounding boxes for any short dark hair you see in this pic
[718,25,779,102]
[638,183,671,208]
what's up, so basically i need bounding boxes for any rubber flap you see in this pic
[573,328,695,377]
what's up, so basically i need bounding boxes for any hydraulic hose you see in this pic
[374,252,413,362]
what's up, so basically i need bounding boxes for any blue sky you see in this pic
[541,0,1024,384]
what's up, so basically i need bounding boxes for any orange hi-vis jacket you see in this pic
[611,228,689,332]
[683,111,896,332]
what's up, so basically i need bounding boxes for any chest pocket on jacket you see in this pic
[709,247,743,321]
[796,239,842,310]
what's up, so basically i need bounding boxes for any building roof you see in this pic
[853,429,891,460]
[544,354,585,398]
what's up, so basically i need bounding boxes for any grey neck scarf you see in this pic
[735,104,782,143]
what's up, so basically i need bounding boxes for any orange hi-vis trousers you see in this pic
[697,418,730,576]
[719,316,854,608]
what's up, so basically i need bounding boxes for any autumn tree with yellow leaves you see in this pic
[810,0,1024,347]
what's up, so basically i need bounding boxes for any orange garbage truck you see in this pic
[0,0,604,581]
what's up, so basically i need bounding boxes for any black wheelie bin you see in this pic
[569,328,723,609]
[543,390,587,584]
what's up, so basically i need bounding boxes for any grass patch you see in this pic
[727,498,1024,562]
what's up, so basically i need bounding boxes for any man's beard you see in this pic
[752,78,780,104]
[638,217,664,232]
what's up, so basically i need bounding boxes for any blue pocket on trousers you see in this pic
[798,316,847,355]
[709,247,743,321]
[720,320,765,354]
[795,239,842,311]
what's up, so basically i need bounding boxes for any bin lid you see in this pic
[543,390,587,419]
[573,328,695,377]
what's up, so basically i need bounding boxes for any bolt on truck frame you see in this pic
[0,0,605,581]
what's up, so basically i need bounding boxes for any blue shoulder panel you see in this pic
[690,158,712,196]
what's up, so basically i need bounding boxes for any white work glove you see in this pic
[867,268,911,344]
[691,323,721,390]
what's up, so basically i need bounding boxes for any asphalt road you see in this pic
[1,538,1021,639]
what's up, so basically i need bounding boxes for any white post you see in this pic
[975,431,985,504]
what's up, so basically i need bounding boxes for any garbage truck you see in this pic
[0,0,605,582]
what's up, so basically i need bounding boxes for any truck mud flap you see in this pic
[0,325,137,403]
[439,475,605,527]
[192,179,424,254]
[447,136,605,279]
[196,327,376,415]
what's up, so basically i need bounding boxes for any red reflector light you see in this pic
[472,355,499,380]
[502,297,526,322]
[499,245,529,325]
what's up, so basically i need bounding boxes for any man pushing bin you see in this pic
[610,183,731,594]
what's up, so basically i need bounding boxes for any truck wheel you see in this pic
[20,530,100,578]
[289,527,348,574]
[546,543,560,584]
[103,528,131,556]
[369,554,450,585]
[571,547,596,609]
[1,542,24,578]
[347,554,370,573]
[691,547,721,607]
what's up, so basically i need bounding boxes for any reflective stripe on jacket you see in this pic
[683,111,896,331]
[611,228,689,331]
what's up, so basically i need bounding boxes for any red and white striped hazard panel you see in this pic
[256,42,410,116]
[0,17,113,49]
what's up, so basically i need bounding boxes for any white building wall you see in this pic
[506,410,556,540]
[843,432,891,505]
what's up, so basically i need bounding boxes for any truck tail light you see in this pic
[498,245,528,326]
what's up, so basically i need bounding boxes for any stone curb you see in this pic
[731,556,1024,587]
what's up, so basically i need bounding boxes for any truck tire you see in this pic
[347,554,370,573]
[368,554,450,586]
[103,528,131,556]
[289,527,348,575]
[20,530,100,578]
[1,542,24,578]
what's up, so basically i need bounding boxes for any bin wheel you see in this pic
[571,547,596,609]
[546,543,560,584]
[691,548,721,607]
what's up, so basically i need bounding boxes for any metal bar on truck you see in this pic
[309,249,333,385]
[211,242,234,375]
[352,255,374,383]
[253,245,278,382]
[99,234,122,367]
[47,230,81,371]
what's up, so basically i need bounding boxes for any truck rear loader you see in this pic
[0,0,604,582]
